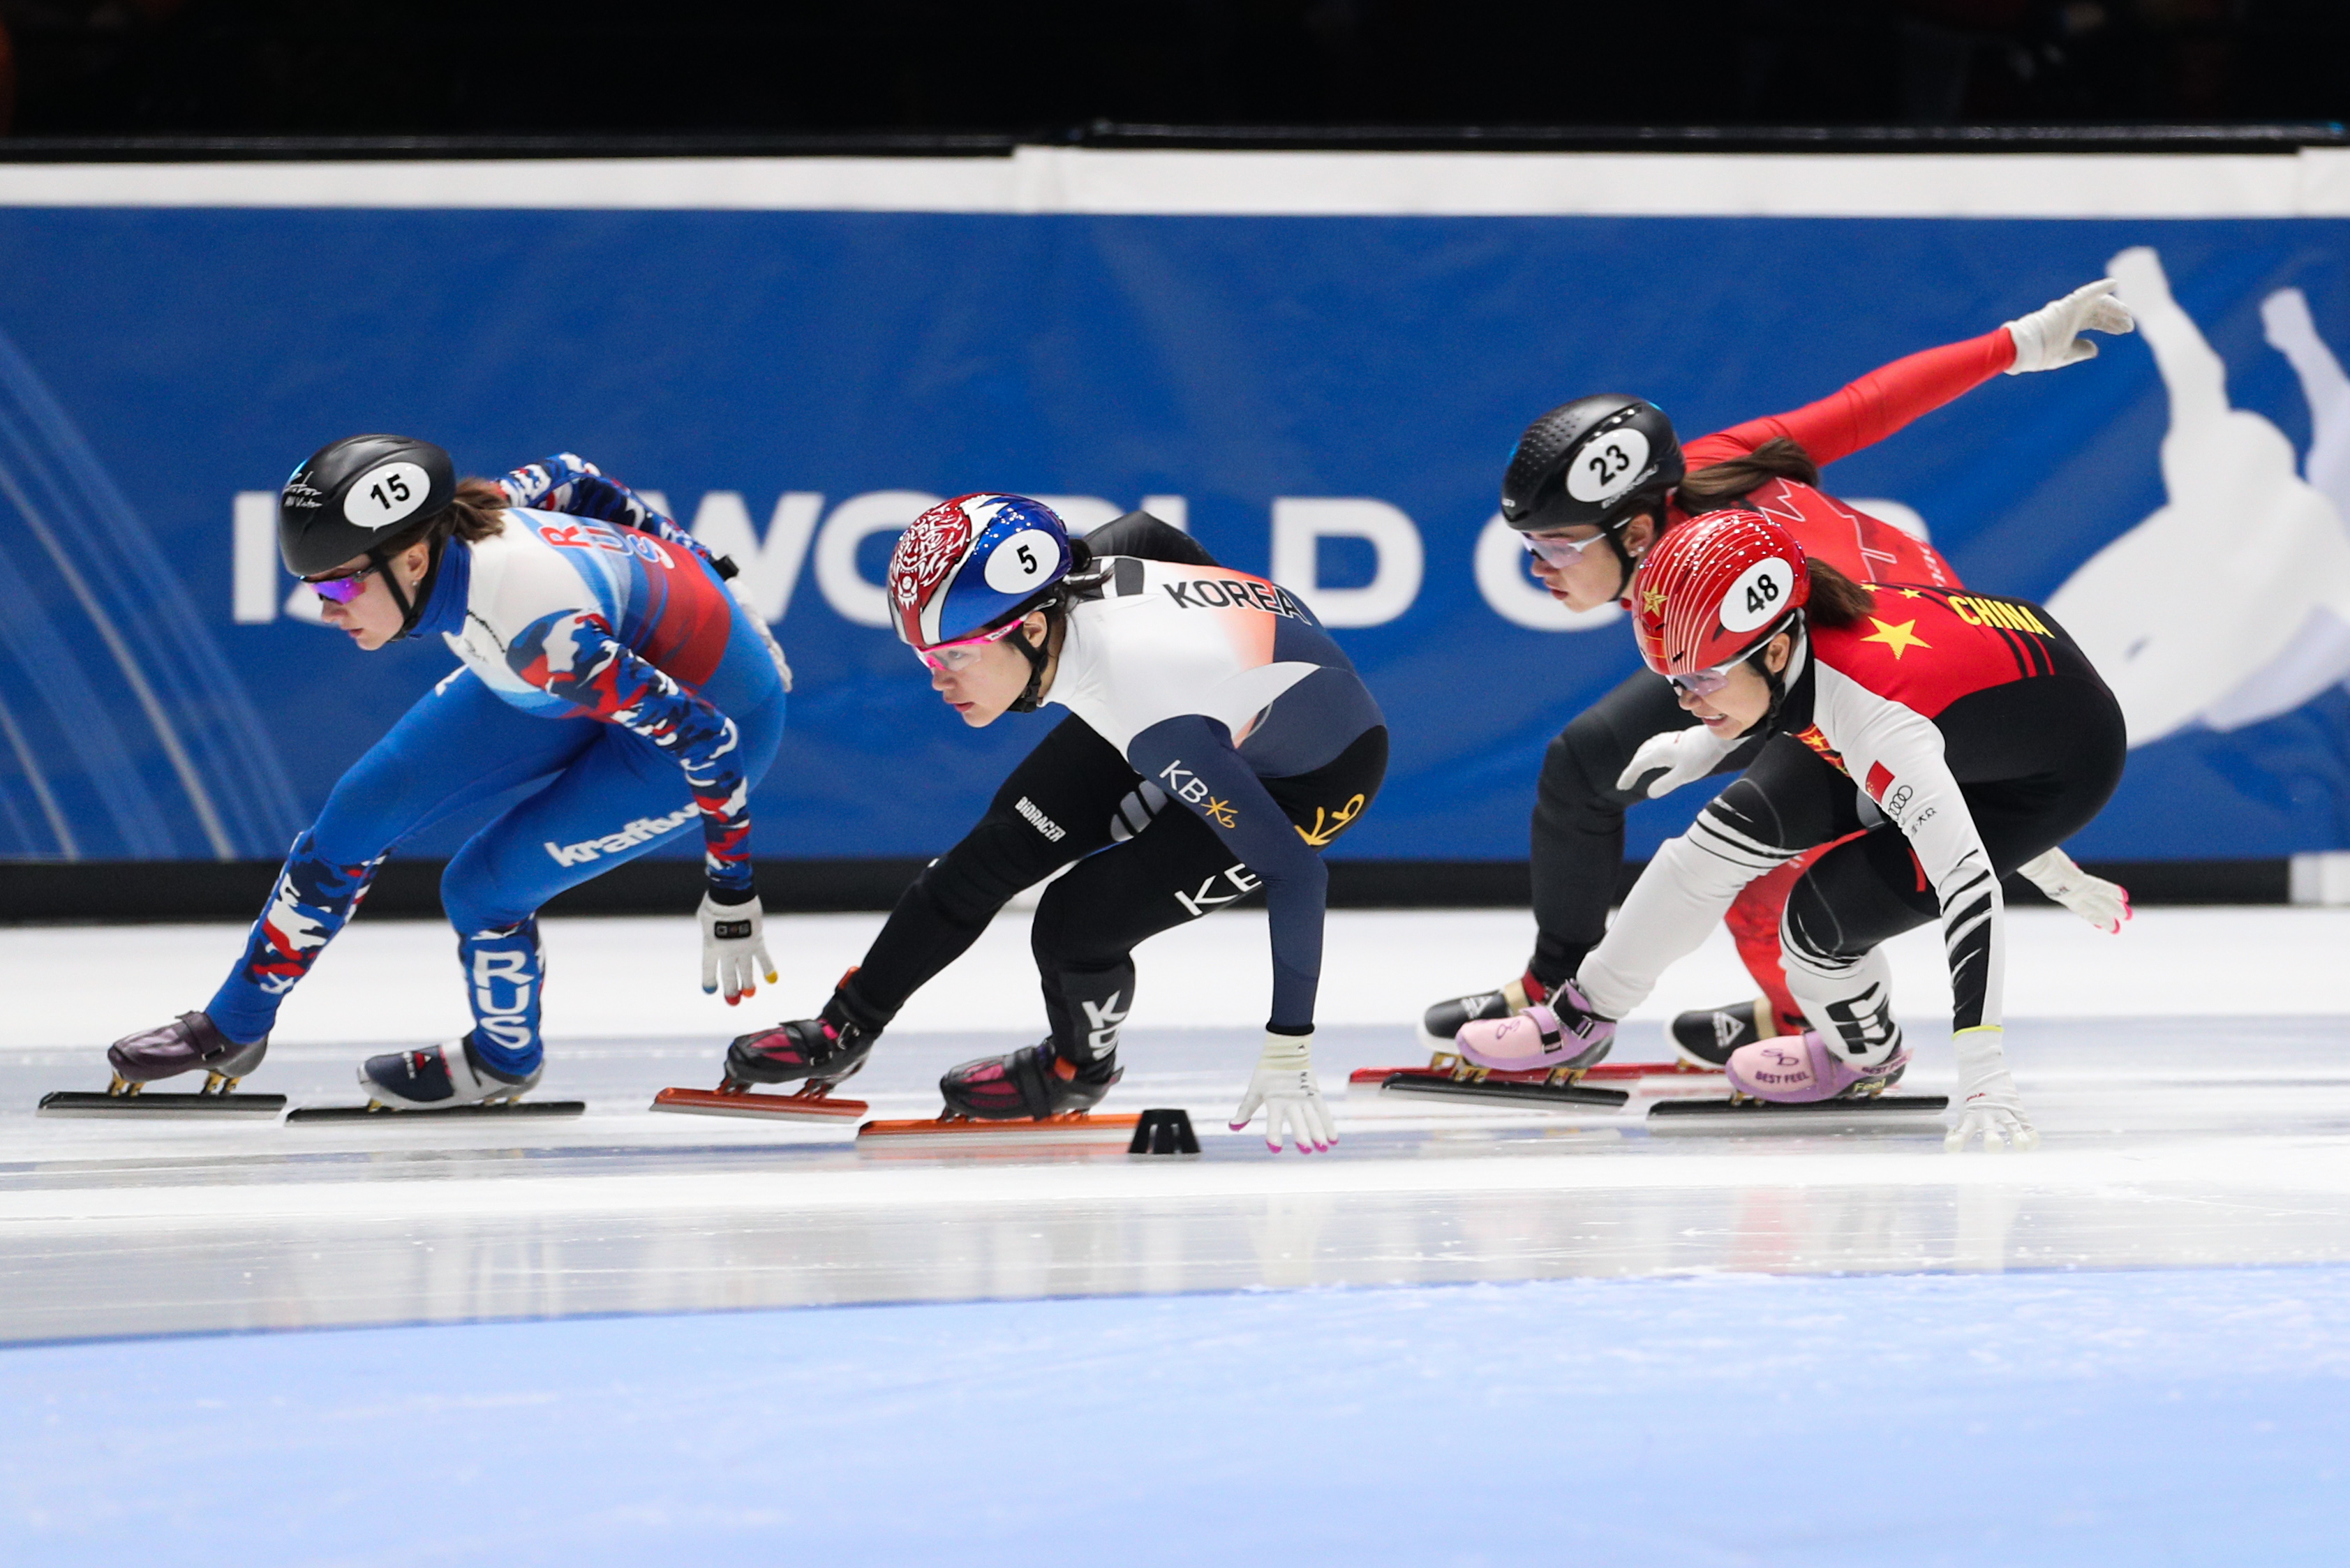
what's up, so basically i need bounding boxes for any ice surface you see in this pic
[3,907,2346,1562]
[7,1269,2349,1567]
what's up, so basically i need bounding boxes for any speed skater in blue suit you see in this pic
[100,436,792,1110]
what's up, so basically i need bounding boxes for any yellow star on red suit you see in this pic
[1898,588,1924,598]
[1861,616,1931,659]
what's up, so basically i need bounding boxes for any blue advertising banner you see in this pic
[2,160,2347,866]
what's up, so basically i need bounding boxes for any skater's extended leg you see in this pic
[110,675,595,1091]
[1529,670,1707,988]
[840,716,1137,1024]
[939,730,1384,1121]
[1430,671,1760,1047]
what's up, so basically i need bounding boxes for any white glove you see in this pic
[2016,847,2130,934]
[697,893,778,1006]
[2004,278,2136,373]
[1946,1026,2040,1153]
[1616,724,1741,800]
[1230,1031,1336,1154]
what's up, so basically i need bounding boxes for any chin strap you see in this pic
[1755,615,1806,731]
[372,535,445,639]
[1004,617,1054,714]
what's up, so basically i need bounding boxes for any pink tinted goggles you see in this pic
[1667,663,1739,697]
[914,617,1021,672]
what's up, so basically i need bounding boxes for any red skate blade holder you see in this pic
[650,1082,869,1122]
[856,1110,1143,1153]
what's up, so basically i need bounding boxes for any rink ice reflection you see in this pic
[4,1018,2350,1343]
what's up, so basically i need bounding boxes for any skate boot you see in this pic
[722,983,877,1091]
[105,1011,269,1096]
[357,1034,542,1111]
[1669,996,1776,1068]
[1725,1031,1910,1104]
[1453,979,1615,1075]
[1419,971,1548,1050]
[939,1040,1122,1121]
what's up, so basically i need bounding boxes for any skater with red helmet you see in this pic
[1456,509,2126,1150]
[720,495,1386,1153]
[1422,279,2137,1064]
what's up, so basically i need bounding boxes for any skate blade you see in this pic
[1646,1094,1949,1130]
[650,1086,868,1122]
[856,1112,1143,1153]
[1350,1069,1630,1110]
[38,1090,288,1119]
[284,1100,586,1123]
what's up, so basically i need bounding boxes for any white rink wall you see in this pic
[6,904,2345,1052]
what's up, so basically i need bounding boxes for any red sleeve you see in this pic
[1684,328,2016,470]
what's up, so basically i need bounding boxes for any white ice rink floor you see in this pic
[5,905,2349,1565]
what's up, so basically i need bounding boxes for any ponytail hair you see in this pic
[1804,559,1876,628]
[377,475,508,558]
[1676,437,1821,515]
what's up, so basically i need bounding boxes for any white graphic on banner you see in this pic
[1269,498,1424,628]
[2048,246,2350,746]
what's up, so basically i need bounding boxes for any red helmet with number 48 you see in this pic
[1631,509,1810,679]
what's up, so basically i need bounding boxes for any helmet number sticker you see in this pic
[1566,427,1651,505]
[983,528,1058,594]
[1720,556,1795,634]
[344,461,433,530]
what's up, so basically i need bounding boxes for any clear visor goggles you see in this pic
[1666,659,1744,698]
[1520,528,1616,570]
[914,616,1024,673]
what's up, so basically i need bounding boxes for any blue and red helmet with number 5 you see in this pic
[887,493,1076,650]
[1632,509,1811,678]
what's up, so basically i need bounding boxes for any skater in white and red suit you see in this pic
[1422,281,2136,1065]
[723,495,1387,1153]
[1457,509,2127,1151]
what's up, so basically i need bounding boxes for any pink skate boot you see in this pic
[1725,1031,1910,1103]
[1453,980,1615,1074]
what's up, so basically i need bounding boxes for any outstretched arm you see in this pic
[1688,330,2016,470]
[499,453,721,572]
[1686,279,2132,470]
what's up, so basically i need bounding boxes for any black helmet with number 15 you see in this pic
[1499,394,1683,537]
[277,433,456,577]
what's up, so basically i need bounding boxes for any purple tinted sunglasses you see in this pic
[303,562,380,604]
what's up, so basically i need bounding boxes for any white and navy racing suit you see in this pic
[832,513,1387,1065]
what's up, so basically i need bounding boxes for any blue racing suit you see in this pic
[205,456,789,1073]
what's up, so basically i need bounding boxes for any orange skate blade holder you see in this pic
[650,1082,870,1121]
[856,1110,1143,1151]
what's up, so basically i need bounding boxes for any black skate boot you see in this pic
[939,1041,1122,1121]
[1669,996,1779,1068]
[723,978,878,1091]
[357,1034,542,1110]
[106,1011,269,1096]
[1420,971,1548,1051]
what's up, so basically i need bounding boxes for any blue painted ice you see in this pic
[8,1266,2347,1566]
